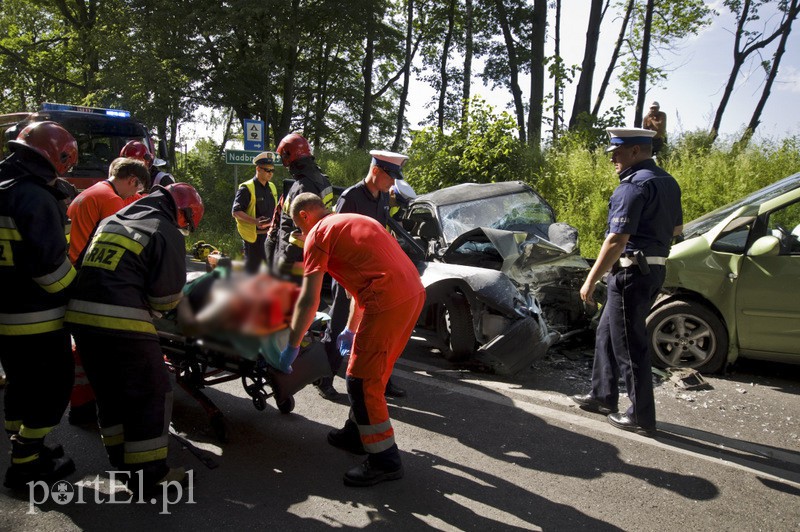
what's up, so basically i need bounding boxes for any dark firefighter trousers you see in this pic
[1,330,73,455]
[73,329,171,482]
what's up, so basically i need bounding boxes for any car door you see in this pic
[735,198,800,360]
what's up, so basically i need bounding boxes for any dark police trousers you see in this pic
[591,264,665,428]
[243,233,269,275]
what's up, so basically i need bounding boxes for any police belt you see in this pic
[618,255,667,268]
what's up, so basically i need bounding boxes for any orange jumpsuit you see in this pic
[303,213,425,462]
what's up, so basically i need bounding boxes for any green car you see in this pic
[647,173,800,373]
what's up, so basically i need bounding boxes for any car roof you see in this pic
[413,181,533,206]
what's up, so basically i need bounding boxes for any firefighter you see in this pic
[0,121,78,489]
[118,141,153,200]
[272,133,334,282]
[280,193,425,487]
[232,151,278,274]
[65,183,204,495]
[65,157,150,426]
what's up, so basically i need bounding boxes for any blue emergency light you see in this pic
[42,102,131,119]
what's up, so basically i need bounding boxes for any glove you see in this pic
[336,328,355,357]
[278,345,300,374]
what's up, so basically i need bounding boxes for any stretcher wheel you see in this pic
[253,391,267,411]
[276,396,295,414]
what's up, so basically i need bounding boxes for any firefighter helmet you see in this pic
[276,133,312,167]
[8,121,78,175]
[120,140,154,168]
[166,183,204,232]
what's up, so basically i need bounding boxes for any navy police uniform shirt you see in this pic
[232,177,277,219]
[606,159,682,257]
[336,180,389,226]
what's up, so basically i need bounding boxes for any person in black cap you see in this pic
[570,127,682,435]
[314,150,412,401]
[232,151,278,274]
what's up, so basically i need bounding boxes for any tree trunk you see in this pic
[710,0,791,142]
[553,0,561,143]
[494,0,526,142]
[462,0,473,126]
[568,0,603,128]
[592,0,633,118]
[437,0,456,132]
[634,0,655,127]
[358,13,377,149]
[312,41,333,153]
[278,0,301,140]
[740,0,800,145]
[392,0,415,151]
[527,0,546,150]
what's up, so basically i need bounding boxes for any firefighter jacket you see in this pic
[65,187,186,338]
[0,153,75,335]
[274,156,333,279]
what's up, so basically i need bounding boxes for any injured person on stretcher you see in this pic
[155,265,331,439]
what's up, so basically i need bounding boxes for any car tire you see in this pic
[437,293,476,362]
[646,299,728,374]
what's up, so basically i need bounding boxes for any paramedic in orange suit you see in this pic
[278,192,425,487]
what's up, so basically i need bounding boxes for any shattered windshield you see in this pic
[438,191,555,244]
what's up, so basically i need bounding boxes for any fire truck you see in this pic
[0,102,167,190]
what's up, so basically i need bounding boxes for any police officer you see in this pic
[232,151,278,274]
[279,193,425,486]
[66,183,204,495]
[571,127,682,435]
[315,150,411,400]
[272,133,333,282]
[0,121,78,489]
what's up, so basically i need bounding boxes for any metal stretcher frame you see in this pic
[155,317,331,442]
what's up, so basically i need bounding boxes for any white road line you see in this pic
[393,358,800,489]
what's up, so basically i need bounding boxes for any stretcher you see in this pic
[154,271,332,442]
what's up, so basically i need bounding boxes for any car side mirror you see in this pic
[747,235,781,257]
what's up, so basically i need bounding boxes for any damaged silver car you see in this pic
[389,181,598,375]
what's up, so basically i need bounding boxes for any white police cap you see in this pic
[369,149,409,180]
[253,151,276,166]
[605,127,656,153]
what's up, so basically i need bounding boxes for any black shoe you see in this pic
[384,380,406,398]
[327,424,366,455]
[570,393,618,415]
[607,412,656,436]
[3,456,76,490]
[315,377,339,401]
[343,459,403,487]
[68,401,98,426]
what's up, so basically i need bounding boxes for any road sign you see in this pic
[225,149,263,165]
[243,119,264,151]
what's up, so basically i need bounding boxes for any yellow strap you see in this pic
[0,319,64,336]
[19,425,54,439]
[65,310,156,335]
[124,447,168,464]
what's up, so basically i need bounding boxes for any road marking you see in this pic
[394,358,800,489]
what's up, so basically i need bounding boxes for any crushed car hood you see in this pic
[442,224,590,283]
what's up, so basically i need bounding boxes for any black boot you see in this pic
[343,458,403,487]
[68,400,98,426]
[315,376,339,400]
[3,437,75,490]
[327,419,366,455]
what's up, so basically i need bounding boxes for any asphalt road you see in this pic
[2,335,799,531]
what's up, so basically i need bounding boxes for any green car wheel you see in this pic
[646,298,729,374]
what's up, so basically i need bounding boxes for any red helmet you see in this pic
[166,183,204,232]
[9,121,78,175]
[276,133,312,166]
[120,140,154,168]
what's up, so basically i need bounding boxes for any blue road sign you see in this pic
[243,119,265,151]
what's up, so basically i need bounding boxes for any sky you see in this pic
[406,1,800,143]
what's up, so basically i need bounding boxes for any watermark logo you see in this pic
[27,470,195,515]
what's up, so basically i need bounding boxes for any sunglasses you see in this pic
[258,166,274,173]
